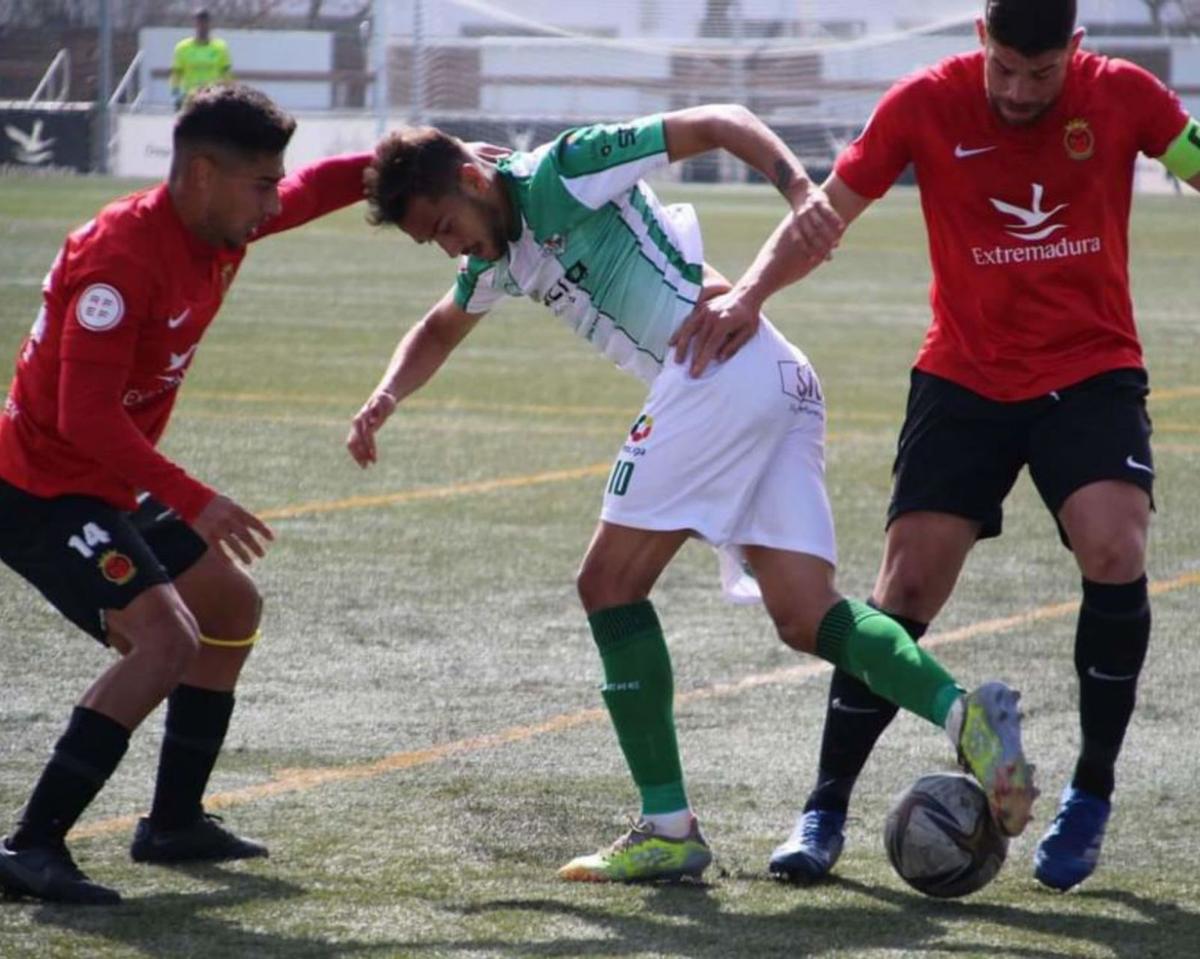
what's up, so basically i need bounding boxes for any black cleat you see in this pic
[130,813,269,864]
[0,838,121,905]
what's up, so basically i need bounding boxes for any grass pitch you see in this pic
[1,173,1198,958]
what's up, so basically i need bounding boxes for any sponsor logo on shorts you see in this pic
[778,361,824,415]
[98,549,137,585]
[1125,455,1155,476]
[629,413,654,443]
[1086,666,1138,682]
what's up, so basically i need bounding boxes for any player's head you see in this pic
[194,7,211,42]
[171,83,295,249]
[977,0,1083,126]
[365,127,510,262]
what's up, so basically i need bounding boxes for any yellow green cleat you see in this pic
[558,817,712,883]
[956,681,1038,836]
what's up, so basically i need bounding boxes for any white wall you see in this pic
[113,110,380,178]
[138,27,335,110]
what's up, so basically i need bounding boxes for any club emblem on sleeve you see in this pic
[98,550,137,585]
[1063,119,1095,161]
[76,284,125,331]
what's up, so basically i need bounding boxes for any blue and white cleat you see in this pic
[768,809,846,883]
[1034,786,1110,891]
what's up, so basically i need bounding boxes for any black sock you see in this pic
[805,603,928,815]
[148,685,235,830]
[1072,576,1150,801]
[8,707,130,850]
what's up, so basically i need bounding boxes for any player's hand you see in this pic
[346,390,398,469]
[788,183,844,262]
[669,289,762,378]
[192,494,274,565]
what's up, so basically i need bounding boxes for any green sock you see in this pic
[816,599,962,727]
[589,600,688,815]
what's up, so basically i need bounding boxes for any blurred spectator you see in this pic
[170,8,232,109]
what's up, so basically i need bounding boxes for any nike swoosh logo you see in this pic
[831,697,880,715]
[1087,666,1138,682]
[167,308,190,329]
[954,144,997,158]
[1125,455,1155,476]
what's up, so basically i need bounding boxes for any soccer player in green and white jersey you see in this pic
[347,105,1038,882]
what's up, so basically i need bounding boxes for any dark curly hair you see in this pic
[364,127,471,227]
[986,0,1077,57]
[174,83,296,157]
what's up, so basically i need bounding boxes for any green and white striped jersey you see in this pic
[454,115,704,384]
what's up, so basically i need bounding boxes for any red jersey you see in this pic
[835,50,1190,400]
[0,153,369,522]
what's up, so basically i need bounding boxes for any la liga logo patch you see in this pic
[629,414,654,443]
[1064,118,1095,160]
[98,550,137,585]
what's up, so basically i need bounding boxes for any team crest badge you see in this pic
[1064,119,1095,160]
[98,550,137,585]
[541,234,566,257]
[629,414,654,443]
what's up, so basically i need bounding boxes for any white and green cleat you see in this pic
[558,818,712,883]
[955,681,1038,837]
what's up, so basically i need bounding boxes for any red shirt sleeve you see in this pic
[1109,59,1192,158]
[834,75,919,200]
[254,152,371,240]
[57,267,216,523]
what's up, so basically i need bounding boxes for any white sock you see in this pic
[642,808,693,839]
[943,694,966,748]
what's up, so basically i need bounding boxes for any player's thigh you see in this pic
[888,370,1026,540]
[740,545,839,653]
[0,480,175,645]
[1028,368,1153,559]
[577,522,691,612]
[132,497,261,640]
[873,511,980,622]
[1056,481,1150,582]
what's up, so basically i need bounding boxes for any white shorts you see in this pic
[600,318,837,601]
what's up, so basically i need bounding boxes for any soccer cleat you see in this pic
[768,808,846,883]
[0,838,121,905]
[130,813,268,864]
[558,817,712,883]
[955,681,1037,836]
[1034,786,1110,891]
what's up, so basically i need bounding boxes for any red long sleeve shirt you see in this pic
[0,152,369,523]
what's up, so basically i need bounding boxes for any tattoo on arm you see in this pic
[772,159,794,196]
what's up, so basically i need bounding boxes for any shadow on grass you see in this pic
[389,875,1199,958]
[28,863,402,958]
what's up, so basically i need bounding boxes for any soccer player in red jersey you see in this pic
[673,0,1200,891]
[0,84,369,905]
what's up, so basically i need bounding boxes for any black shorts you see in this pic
[888,368,1154,544]
[0,480,208,644]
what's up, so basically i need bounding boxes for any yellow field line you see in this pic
[258,464,612,521]
[69,569,1200,841]
[184,388,898,425]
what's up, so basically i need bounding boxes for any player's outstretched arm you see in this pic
[670,174,873,376]
[661,103,844,261]
[347,289,483,468]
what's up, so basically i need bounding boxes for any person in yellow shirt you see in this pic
[170,9,232,109]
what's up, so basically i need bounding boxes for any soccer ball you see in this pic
[883,772,1008,898]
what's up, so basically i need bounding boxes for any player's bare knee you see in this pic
[575,562,643,614]
[1075,532,1146,583]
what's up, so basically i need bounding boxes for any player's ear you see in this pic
[1067,27,1086,57]
[975,17,987,48]
[458,162,488,198]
